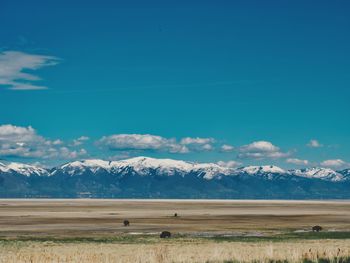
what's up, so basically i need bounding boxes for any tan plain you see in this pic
[1,199,350,262]
[1,199,350,238]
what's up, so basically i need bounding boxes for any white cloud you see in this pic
[52,139,63,145]
[0,124,86,159]
[180,137,215,151]
[286,158,309,166]
[240,141,279,152]
[0,51,59,90]
[58,147,87,159]
[98,134,189,153]
[98,134,216,153]
[220,144,234,152]
[78,136,90,141]
[72,136,90,146]
[307,139,323,148]
[201,144,213,151]
[320,159,347,168]
[238,141,289,159]
[217,160,242,168]
[180,137,214,145]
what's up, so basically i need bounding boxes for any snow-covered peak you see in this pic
[291,167,345,182]
[112,156,195,173]
[0,162,48,176]
[0,162,11,173]
[195,163,233,179]
[238,165,286,175]
[57,159,111,175]
[61,159,111,169]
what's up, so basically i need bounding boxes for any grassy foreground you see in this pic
[1,233,350,263]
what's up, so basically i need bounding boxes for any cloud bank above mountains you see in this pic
[0,124,85,159]
[0,124,348,169]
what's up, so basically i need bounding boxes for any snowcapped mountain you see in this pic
[291,168,346,182]
[53,157,232,179]
[0,161,48,176]
[230,165,289,181]
[1,157,350,181]
[1,157,350,198]
[52,159,112,176]
[53,157,301,180]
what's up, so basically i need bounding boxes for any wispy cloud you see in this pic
[307,139,323,148]
[320,159,347,168]
[0,51,59,90]
[220,144,235,152]
[286,158,309,166]
[71,136,90,146]
[217,160,241,168]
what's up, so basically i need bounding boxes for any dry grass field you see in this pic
[1,239,350,263]
[1,199,350,262]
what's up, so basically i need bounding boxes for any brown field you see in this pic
[1,199,350,262]
[1,199,350,238]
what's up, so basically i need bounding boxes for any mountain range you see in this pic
[1,157,349,199]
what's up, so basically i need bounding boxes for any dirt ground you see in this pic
[0,199,349,238]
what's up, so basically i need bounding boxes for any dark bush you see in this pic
[312,225,322,232]
[160,231,171,238]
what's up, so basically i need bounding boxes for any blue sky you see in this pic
[0,0,349,168]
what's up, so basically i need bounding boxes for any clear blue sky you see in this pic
[0,0,349,168]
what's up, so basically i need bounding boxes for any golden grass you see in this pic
[1,239,350,263]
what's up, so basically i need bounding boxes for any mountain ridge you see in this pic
[1,157,349,199]
[1,156,349,181]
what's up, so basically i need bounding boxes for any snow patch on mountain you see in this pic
[340,169,350,176]
[230,165,287,180]
[0,162,11,173]
[239,165,286,175]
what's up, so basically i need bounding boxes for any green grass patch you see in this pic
[1,231,350,245]
[203,231,350,243]
[0,235,159,244]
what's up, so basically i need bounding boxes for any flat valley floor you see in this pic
[1,199,350,262]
